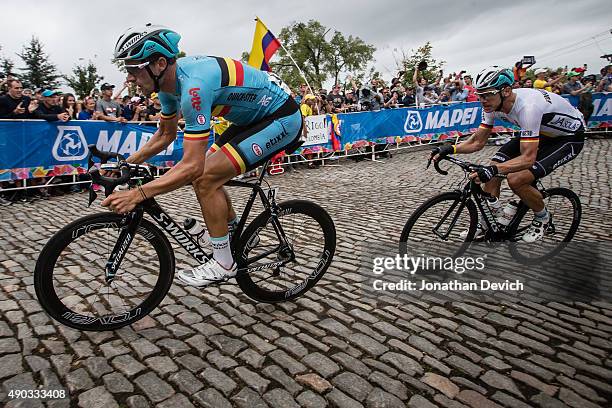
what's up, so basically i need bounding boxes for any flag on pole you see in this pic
[247,17,281,72]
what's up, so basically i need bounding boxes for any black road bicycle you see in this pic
[399,155,581,263]
[34,146,336,331]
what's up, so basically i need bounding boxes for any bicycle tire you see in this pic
[508,187,581,264]
[235,200,336,302]
[399,191,478,257]
[34,213,175,331]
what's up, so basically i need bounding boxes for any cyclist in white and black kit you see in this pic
[432,66,585,242]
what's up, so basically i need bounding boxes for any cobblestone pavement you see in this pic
[1,139,611,407]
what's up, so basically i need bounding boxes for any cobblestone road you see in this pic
[1,139,611,407]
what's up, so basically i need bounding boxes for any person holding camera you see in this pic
[0,79,36,119]
[130,97,149,122]
[450,79,468,102]
[596,65,612,92]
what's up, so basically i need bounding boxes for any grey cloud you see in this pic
[0,0,609,91]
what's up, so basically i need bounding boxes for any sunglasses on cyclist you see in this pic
[124,61,150,75]
[475,89,501,99]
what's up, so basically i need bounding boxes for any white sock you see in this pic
[210,234,233,269]
[534,208,549,222]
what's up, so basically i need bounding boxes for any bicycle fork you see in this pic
[104,209,143,284]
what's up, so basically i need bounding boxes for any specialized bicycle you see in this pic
[34,145,336,331]
[399,155,581,264]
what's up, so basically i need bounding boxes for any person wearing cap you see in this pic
[300,94,316,117]
[533,68,563,92]
[95,83,127,123]
[596,65,612,92]
[563,71,592,97]
[33,90,70,122]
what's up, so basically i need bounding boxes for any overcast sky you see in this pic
[1,0,610,93]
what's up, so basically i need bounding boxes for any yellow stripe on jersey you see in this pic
[161,111,177,120]
[212,105,225,117]
[184,131,210,141]
[224,57,237,86]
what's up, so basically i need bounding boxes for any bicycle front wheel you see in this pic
[508,187,581,264]
[34,213,175,331]
[235,200,336,302]
[399,191,478,257]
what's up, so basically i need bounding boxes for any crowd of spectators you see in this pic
[0,61,610,203]
[0,76,165,124]
[291,63,612,116]
[0,77,165,205]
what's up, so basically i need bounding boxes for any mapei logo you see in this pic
[189,87,201,111]
[404,111,423,133]
[252,143,263,157]
[52,126,89,161]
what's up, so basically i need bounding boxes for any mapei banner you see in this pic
[0,121,187,181]
[336,92,611,147]
[338,102,483,145]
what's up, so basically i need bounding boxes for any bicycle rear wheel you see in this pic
[34,213,175,331]
[508,187,581,264]
[399,191,478,258]
[235,200,336,302]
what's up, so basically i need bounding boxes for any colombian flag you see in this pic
[247,18,281,72]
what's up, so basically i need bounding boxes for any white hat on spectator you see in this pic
[534,68,548,75]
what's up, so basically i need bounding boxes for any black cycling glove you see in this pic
[431,144,455,160]
[476,165,498,183]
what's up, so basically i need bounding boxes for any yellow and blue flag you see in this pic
[247,18,281,72]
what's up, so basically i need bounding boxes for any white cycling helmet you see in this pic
[474,66,514,91]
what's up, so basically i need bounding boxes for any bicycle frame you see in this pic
[103,161,293,282]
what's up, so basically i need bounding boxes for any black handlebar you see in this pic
[87,144,131,198]
[428,154,507,180]
[89,144,126,163]
[433,158,449,175]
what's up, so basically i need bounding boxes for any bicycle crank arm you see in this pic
[240,260,289,275]
[105,211,143,283]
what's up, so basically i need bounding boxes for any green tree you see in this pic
[325,31,375,86]
[271,20,376,90]
[64,61,104,99]
[398,42,445,87]
[2,57,15,77]
[17,36,61,89]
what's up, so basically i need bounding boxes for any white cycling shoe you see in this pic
[522,218,549,243]
[177,258,237,287]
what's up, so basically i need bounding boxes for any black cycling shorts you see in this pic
[208,98,303,174]
[491,133,585,179]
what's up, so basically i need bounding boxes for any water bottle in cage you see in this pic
[498,201,519,226]
[184,218,209,247]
